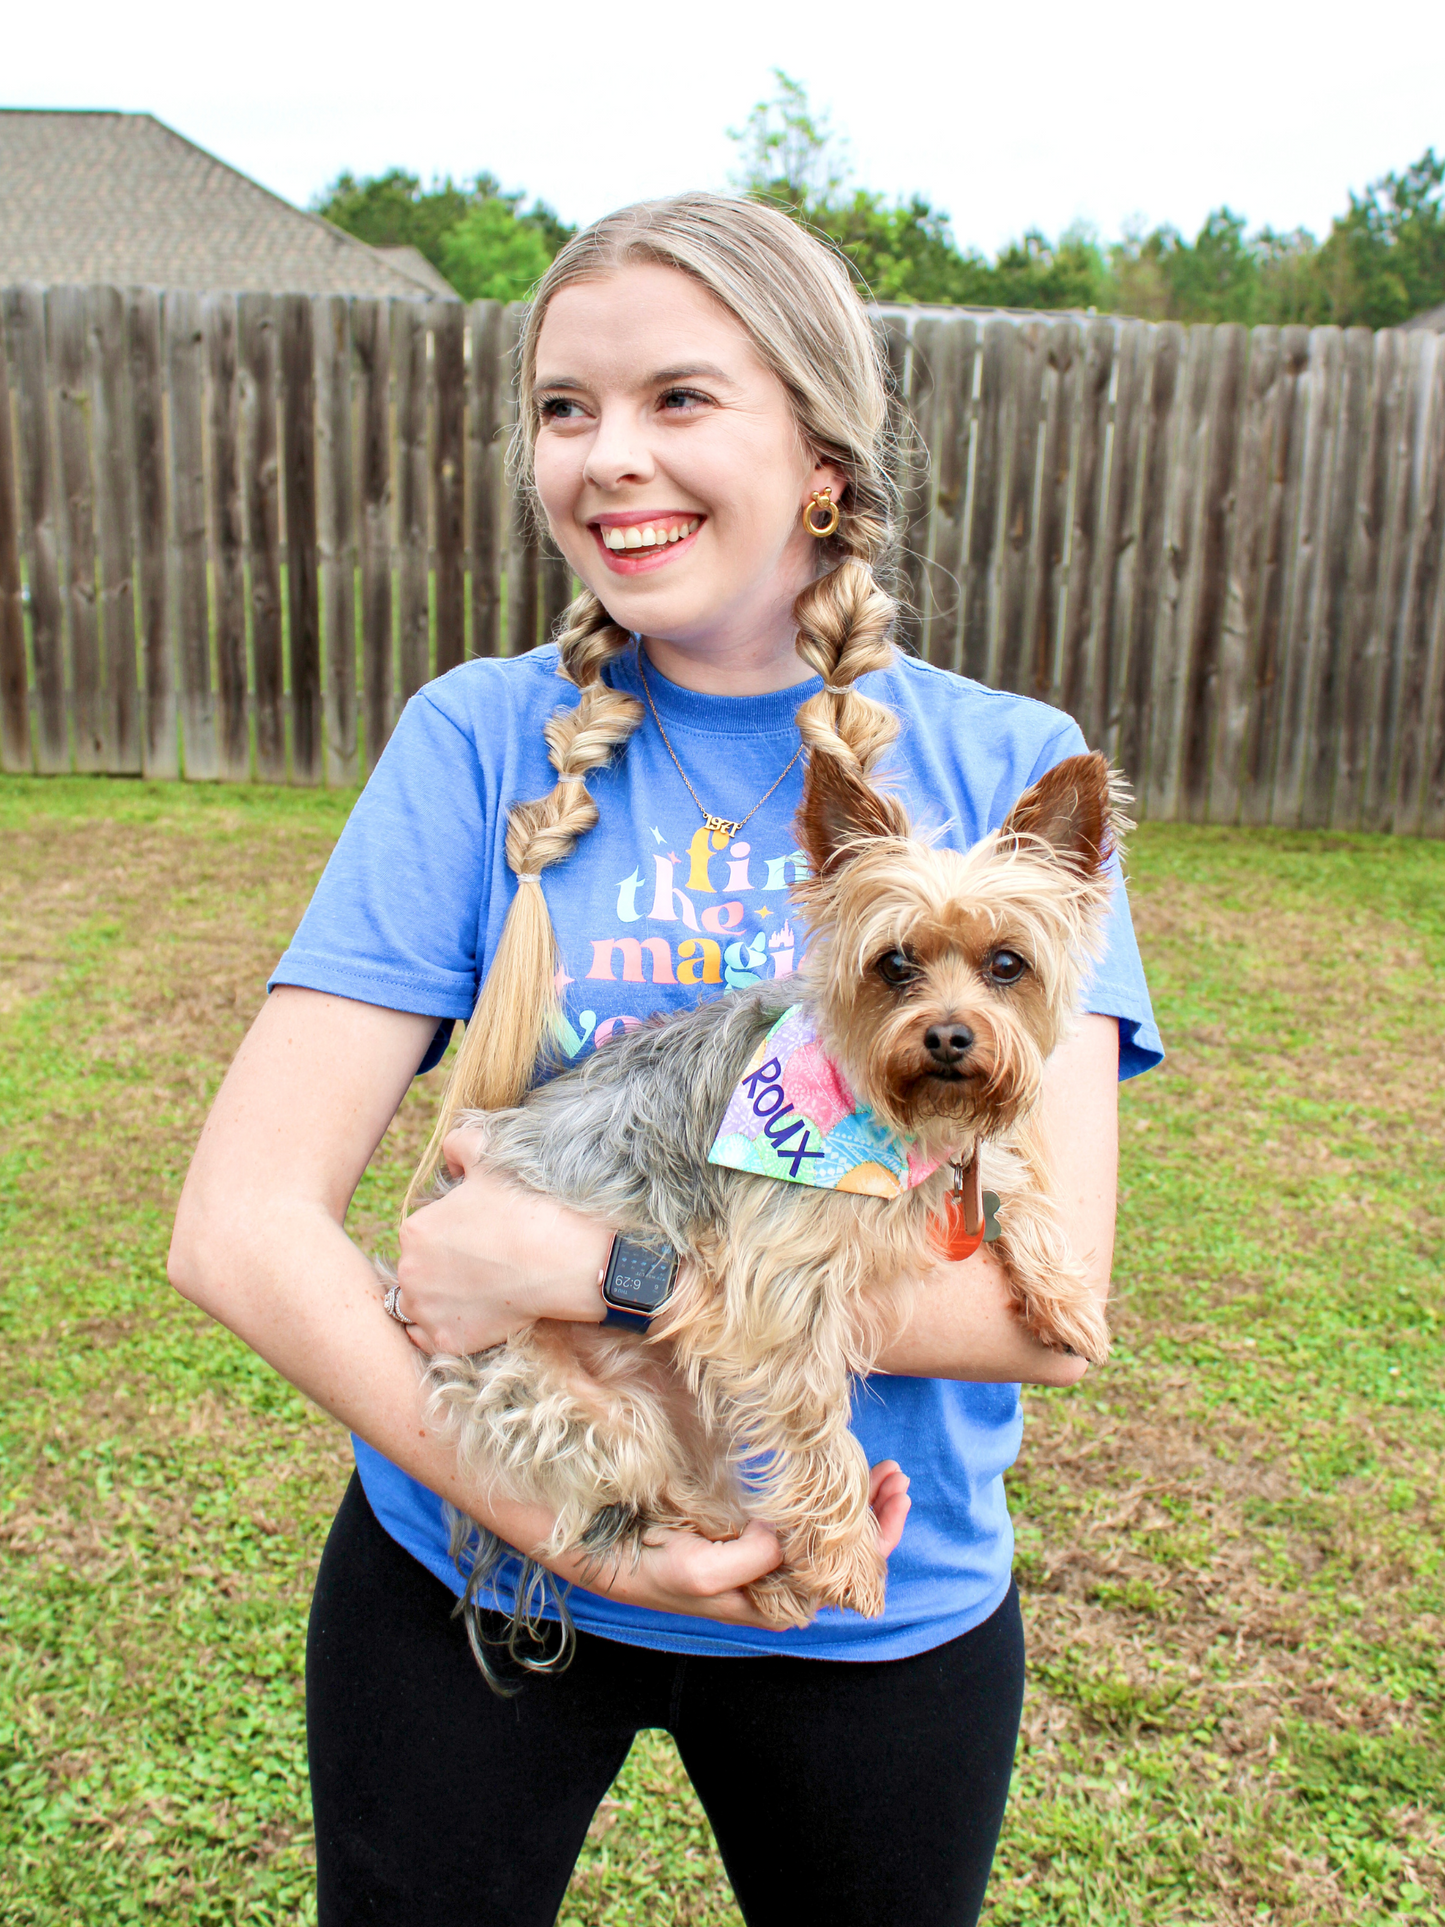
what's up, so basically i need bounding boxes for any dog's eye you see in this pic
[875,949,918,988]
[986,949,1029,985]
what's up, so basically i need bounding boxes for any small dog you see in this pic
[423,748,1125,1658]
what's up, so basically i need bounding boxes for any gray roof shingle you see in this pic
[0,109,439,297]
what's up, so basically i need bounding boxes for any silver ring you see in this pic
[383,1282,414,1328]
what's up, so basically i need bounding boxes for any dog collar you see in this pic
[708,1005,945,1199]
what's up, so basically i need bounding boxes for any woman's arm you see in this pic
[398,1012,1120,1390]
[168,987,912,1623]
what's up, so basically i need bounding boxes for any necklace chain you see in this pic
[636,651,804,841]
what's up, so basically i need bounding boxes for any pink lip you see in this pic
[587,513,705,576]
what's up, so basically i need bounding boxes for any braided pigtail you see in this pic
[404,596,641,1212]
[793,505,901,780]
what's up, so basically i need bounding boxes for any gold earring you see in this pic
[803,489,840,539]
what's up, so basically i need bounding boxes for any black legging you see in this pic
[307,1473,1025,1927]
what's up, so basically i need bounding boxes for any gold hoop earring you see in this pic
[803,489,841,539]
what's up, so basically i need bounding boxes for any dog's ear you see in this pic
[797,749,910,880]
[1001,752,1121,874]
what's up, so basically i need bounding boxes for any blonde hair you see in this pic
[406,192,903,1209]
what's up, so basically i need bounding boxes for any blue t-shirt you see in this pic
[272,642,1162,1660]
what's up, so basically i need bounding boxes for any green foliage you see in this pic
[314,168,571,301]
[730,72,1445,327]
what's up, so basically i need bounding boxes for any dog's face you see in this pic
[794,750,1123,1152]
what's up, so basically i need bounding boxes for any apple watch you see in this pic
[599,1234,679,1332]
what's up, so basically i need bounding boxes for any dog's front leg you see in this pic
[986,1129,1111,1364]
[697,1356,887,1625]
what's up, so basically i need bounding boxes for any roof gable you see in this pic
[0,109,443,297]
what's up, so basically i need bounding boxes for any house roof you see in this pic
[373,245,459,299]
[1403,302,1445,334]
[0,109,439,297]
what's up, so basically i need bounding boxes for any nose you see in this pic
[924,1023,975,1066]
[582,404,657,492]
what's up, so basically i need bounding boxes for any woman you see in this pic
[170,194,1161,1927]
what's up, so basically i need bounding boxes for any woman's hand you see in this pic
[394,1126,613,1355]
[538,1460,912,1628]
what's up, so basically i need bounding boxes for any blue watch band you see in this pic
[601,1302,655,1332]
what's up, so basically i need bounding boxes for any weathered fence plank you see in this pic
[239,295,284,782]
[501,302,537,656]
[995,321,1047,695]
[923,316,976,671]
[1209,326,1278,824]
[89,286,139,774]
[128,289,174,777]
[468,300,505,660]
[432,299,466,674]
[6,285,67,770]
[1270,329,1344,826]
[959,318,1011,683]
[1361,332,1428,832]
[1301,327,1374,828]
[282,294,321,783]
[1027,319,1079,705]
[1180,323,1247,822]
[1118,322,1183,792]
[1096,321,1153,762]
[1239,326,1310,825]
[1387,337,1445,834]
[898,316,942,652]
[0,302,28,771]
[1144,322,1214,819]
[353,297,392,770]
[49,287,105,770]
[166,290,216,779]
[1333,329,1402,829]
[393,300,429,695]
[205,293,250,781]
[1060,319,1115,739]
[316,295,358,785]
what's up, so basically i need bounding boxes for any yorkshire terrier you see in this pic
[422,748,1126,1659]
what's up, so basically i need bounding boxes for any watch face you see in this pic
[606,1240,677,1313]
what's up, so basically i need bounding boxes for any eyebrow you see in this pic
[534,362,737,394]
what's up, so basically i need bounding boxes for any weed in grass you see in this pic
[1,781,1441,1924]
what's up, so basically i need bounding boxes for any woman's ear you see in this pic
[806,457,849,511]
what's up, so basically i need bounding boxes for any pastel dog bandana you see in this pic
[708,1005,945,1199]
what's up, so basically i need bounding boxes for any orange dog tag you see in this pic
[931,1154,985,1263]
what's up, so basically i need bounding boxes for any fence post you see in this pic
[0,299,32,771]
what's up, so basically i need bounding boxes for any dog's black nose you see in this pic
[924,1024,974,1065]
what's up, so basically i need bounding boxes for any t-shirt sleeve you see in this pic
[269,690,491,1070]
[1022,719,1163,1082]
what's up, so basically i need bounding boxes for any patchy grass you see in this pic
[0,776,1441,1925]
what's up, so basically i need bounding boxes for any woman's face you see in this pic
[531,262,844,683]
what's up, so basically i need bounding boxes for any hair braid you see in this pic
[404,594,640,1212]
[792,512,901,779]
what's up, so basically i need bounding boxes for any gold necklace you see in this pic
[637,650,805,841]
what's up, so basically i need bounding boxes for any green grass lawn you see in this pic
[1,775,1441,1925]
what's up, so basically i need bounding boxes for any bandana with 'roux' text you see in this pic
[707,1005,944,1198]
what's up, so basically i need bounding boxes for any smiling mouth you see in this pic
[596,515,702,552]
[922,1067,974,1084]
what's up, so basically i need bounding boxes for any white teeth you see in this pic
[601,518,699,552]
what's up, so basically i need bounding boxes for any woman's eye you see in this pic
[658,387,708,413]
[538,396,586,422]
[875,950,917,988]
[986,950,1028,985]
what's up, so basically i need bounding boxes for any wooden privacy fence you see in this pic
[2,286,1444,834]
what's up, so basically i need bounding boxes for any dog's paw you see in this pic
[807,1539,887,1619]
[1030,1298,1111,1366]
[744,1570,819,1629]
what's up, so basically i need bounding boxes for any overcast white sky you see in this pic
[7,0,1444,253]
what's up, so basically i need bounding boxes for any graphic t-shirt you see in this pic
[271,642,1163,1659]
